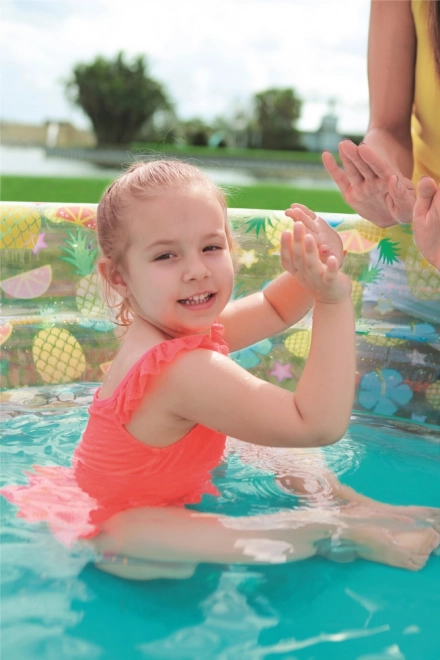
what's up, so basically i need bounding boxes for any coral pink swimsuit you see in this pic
[1,324,229,546]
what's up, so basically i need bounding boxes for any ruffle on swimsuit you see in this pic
[1,324,229,546]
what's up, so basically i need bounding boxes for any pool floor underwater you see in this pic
[1,384,440,660]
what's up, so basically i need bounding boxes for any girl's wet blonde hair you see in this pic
[97,159,234,326]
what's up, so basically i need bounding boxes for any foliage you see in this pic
[177,118,213,146]
[65,52,173,146]
[253,88,303,151]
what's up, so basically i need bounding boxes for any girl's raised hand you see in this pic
[322,140,415,228]
[285,204,344,267]
[280,221,352,304]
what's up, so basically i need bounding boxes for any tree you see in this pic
[65,52,173,146]
[253,88,303,150]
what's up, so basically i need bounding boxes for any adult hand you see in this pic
[322,140,416,228]
[285,204,344,267]
[413,177,440,271]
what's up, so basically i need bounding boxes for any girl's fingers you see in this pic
[280,230,294,271]
[319,243,330,264]
[288,203,316,219]
[320,256,339,288]
[322,151,352,196]
[302,232,321,274]
[285,207,318,234]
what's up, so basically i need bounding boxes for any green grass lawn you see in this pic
[0,174,352,213]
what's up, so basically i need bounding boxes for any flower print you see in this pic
[78,319,114,332]
[230,338,273,369]
[358,369,413,416]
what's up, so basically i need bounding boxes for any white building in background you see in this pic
[0,121,95,148]
[300,108,342,153]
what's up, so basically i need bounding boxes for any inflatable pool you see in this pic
[1,202,439,659]
[1,202,439,425]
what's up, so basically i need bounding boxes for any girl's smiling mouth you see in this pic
[178,293,215,307]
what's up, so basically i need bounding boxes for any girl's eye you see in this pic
[203,245,222,252]
[155,253,174,261]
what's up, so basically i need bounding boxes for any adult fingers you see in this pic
[337,144,364,186]
[339,140,377,181]
[386,175,416,223]
[414,177,439,228]
[357,143,394,179]
[322,151,352,196]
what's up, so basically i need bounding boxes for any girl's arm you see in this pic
[165,223,355,448]
[220,207,344,352]
[322,0,416,227]
[218,272,313,353]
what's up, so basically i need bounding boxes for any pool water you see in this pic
[1,385,440,660]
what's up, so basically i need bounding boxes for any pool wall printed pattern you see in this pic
[1,202,439,426]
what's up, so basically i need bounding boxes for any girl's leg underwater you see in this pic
[90,505,440,580]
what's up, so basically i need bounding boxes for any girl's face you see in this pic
[114,189,234,337]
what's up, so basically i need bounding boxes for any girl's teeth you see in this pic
[182,294,211,305]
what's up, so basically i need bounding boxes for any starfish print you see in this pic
[375,298,394,314]
[238,249,258,269]
[269,361,292,383]
[32,233,48,254]
[409,349,427,366]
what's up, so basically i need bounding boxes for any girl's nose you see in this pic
[182,256,211,282]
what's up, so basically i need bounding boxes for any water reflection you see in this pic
[1,145,337,188]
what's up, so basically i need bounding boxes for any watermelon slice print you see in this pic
[338,229,378,254]
[1,265,52,299]
[0,323,13,345]
[49,206,97,230]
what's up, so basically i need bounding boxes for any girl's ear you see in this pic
[97,257,129,298]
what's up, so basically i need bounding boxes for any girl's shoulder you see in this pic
[98,322,228,401]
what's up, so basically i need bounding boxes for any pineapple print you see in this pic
[60,228,104,316]
[350,265,383,318]
[425,382,440,410]
[357,219,387,245]
[0,204,41,249]
[32,327,86,383]
[405,243,440,301]
[284,330,311,359]
[365,335,406,347]
[244,213,291,252]
[351,280,364,318]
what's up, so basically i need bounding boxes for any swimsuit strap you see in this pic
[100,323,229,426]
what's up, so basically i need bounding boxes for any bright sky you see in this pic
[1,0,371,135]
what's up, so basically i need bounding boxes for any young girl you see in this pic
[2,160,439,580]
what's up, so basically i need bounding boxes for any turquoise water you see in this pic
[1,385,440,660]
